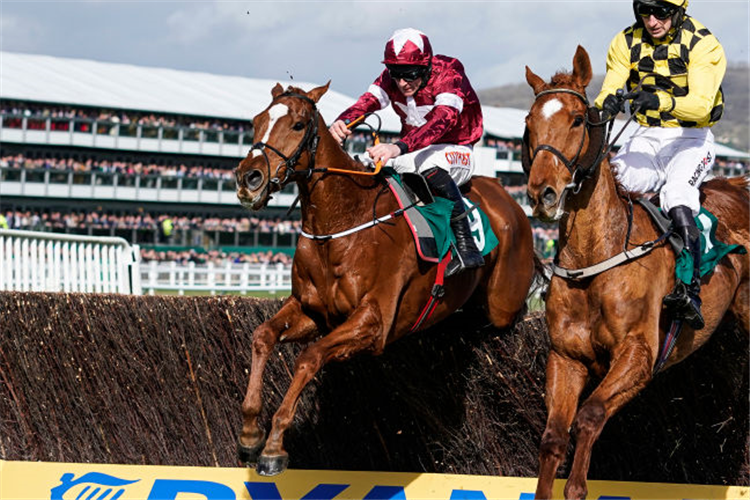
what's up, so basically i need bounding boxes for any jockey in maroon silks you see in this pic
[330,27,485,277]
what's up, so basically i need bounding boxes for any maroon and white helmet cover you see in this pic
[382,28,433,66]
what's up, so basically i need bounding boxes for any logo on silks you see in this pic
[463,197,486,252]
[51,472,139,500]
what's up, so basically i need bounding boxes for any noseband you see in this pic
[521,88,608,194]
[249,91,321,190]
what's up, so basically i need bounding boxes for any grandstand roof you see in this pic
[1,51,748,158]
[0,51,402,130]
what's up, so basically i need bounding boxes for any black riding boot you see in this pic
[663,205,705,329]
[422,167,484,277]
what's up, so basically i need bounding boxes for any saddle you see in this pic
[384,170,498,264]
[638,197,746,284]
[637,198,683,254]
[386,172,446,263]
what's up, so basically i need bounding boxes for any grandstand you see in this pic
[2,51,748,292]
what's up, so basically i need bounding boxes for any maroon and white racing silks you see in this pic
[335,55,484,153]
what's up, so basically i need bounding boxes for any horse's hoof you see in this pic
[237,433,266,466]
[256,453,289,476]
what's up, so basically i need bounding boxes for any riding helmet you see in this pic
[632,0,688,30]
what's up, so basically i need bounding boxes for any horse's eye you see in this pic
[573,115,584,127]
[292,122,305,131]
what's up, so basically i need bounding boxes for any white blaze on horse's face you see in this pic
[538,99,562,168]
[251,103,289,158]
[541,98,563,121]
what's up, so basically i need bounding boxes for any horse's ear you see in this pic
[271,83,284,99]
[525,66,546,95]
[572,45,592,88]
[307,80,331,103]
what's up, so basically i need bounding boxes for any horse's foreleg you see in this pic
[535,351,588,500]
[238,297,319,465]
[564,336,653,500]
[256,300,383,476]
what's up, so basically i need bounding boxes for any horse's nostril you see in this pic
[243,170,263,191]
[542,187,557,206]
[527,191,536,206]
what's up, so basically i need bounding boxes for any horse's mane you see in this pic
[549,71,578,90]
[283,85,307,95]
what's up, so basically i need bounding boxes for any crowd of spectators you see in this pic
[532,224,559,262]
[715,157,748,177]
[140,248,292,266]
[2,206,561,265]
[1,210,300,235]
[1,154,235,181]
[484,137,522,152]
[1,100,250,133]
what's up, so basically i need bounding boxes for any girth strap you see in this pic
[408,254,451,333]
[653,319,683,374]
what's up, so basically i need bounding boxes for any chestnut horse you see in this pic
[523,46,749,499]
[234,82,537,475]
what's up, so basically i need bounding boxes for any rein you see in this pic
[252,96,386,187]
[325,114,384,177]
[251,94,410,241]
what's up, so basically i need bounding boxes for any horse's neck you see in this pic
[297,125,383,234]
[558,160,630,267]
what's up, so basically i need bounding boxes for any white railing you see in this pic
[140,260,291,295]
[0,229,141,294]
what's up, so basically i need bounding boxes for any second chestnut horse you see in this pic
[234,82,537,475]
[524,46,749,499]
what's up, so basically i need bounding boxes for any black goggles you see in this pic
[636,3,677,20]
[387,65,426,82]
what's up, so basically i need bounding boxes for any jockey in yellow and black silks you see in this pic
[594,0,727,330]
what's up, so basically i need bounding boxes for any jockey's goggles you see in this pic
[387,64,427,82]
[636,2,676,20]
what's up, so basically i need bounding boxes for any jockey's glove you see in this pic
[601,93,624,121]
[630,91,660,113]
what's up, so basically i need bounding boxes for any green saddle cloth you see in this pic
[386,169,499,261]
[675,207,747,284]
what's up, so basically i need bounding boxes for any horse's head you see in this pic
[235,82,330,210]
[523,46,604,222]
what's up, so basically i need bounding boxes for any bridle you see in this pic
[244,91,386,206]
[242,90,397,232]
[247,91,322,196]
[521,88,609,195]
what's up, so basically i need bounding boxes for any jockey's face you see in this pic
[641,12,673,39]
[394,76,423,97]
[388,64,426,97]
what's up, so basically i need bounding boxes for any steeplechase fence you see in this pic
[0,293,747,491]
[0,229,141,294]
